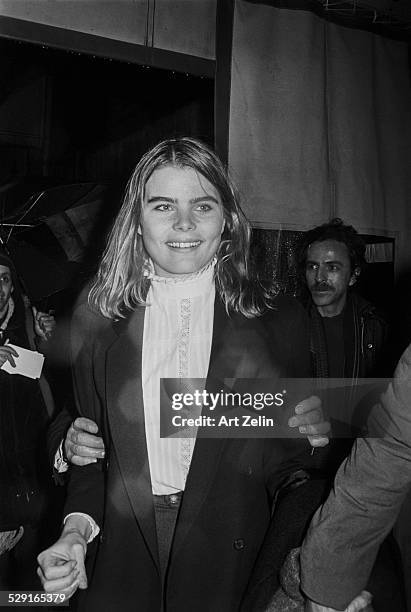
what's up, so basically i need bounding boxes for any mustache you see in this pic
[311,281,334,292]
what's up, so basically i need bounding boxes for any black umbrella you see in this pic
[0,182,117,301]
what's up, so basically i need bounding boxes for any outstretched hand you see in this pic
[288,395,330,448]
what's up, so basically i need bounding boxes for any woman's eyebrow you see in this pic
[190,196,219,204]
[146,195,219,204]
[146,196,175,203]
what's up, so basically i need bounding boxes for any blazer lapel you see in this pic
[172,298,282,557]
[171,298,234,556]
[106,307,159,569]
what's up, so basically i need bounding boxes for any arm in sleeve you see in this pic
[62,302,110,527]
[300,344,411,609]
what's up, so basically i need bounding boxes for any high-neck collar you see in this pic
[147,258,216,299]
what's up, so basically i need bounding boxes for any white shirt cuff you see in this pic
[64,512,100,544]
[54,440,69,473]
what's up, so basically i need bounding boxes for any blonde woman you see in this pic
[38,138,328,611]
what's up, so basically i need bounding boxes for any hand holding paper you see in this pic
[0,342,44,379]
[0,341,19,368]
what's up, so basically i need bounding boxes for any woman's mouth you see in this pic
[166,241,201,249]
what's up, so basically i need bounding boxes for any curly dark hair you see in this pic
[295,218,366,277]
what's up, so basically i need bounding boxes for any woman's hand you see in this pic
[37,531,87,600]
[0,343,19,368]
[37,517,90,601]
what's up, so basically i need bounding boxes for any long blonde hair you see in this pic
[89,137,270,319]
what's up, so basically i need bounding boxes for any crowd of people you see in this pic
[0,137,410,611]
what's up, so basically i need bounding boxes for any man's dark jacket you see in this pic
[307,291,388,380]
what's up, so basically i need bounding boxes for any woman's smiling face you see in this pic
[140,165,225,277]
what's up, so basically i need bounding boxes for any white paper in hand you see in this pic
[1,343,44,379]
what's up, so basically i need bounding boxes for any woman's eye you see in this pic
[155,203,172,211]
[196,204,212,212]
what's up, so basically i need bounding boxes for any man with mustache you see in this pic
[297,218,387,384]
[296,220,408,611]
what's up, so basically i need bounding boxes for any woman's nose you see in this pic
[173,210,195,231]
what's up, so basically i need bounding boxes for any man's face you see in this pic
[0,265,13,317]
[305,240,357,317]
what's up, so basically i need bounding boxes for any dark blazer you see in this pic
[64,295,316,612]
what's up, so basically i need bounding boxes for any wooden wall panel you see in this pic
[153,0,216,59]
[0,0,147,44]
[0,0,216,59]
